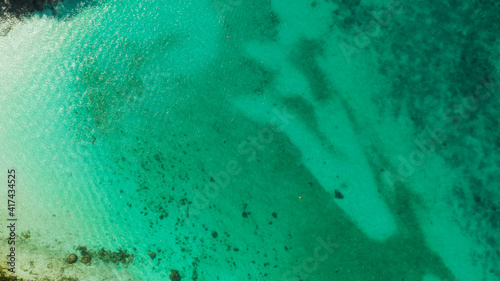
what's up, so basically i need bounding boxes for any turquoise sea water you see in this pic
[0,0,499,280]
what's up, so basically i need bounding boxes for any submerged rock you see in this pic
[334,189,344,199]
[81,255,92,264]
[67,253,78,264]
[169,269,181,281]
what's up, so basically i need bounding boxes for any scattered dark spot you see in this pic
[242,211,248,218]
[334,189,344,199]
[211,231,218,238]
[474,194,481,203]
[272,212,277,218]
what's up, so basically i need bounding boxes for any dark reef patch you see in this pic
[0,0,97,36]
[75,246,134,265]
[289,39,333,101]
[350,0,500,278]
[0,0,59,18]
[97,247,135,265]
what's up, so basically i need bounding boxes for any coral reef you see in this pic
[148,252,156,259]
[80,255,91,264]
[66,254,77,264]
[169,269,181,281]
[97,248,135,265]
